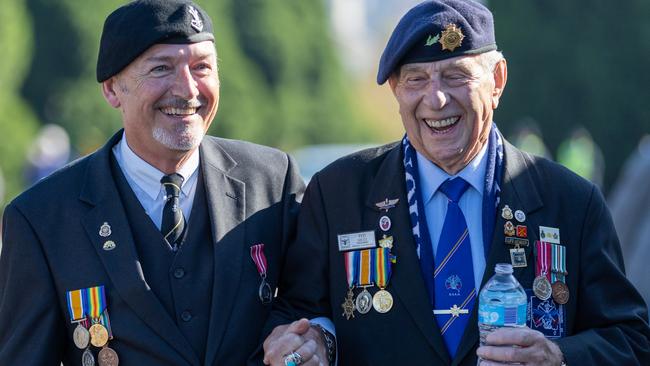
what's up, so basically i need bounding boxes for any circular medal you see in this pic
[73,323,90,349]
[551,281,570,304]
[98,346,120,366]
[533,275,552,301]
[372,289,393,313]
[89,323,109,348]
[514,210,526,223]
[355,288,373,314]
[82,348,95,366]
[379,216,392,232]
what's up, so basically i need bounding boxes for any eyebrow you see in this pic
[142,53,215,64]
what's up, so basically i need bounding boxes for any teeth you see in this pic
[161,107,198,115]
[424,117,458,128]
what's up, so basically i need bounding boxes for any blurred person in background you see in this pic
[0,1,308,365]
[609,135,650,311]
[261,1,650,365]
[24,124,72,186]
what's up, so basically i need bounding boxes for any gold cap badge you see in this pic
[439,24,465,52]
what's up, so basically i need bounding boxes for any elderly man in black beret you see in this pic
[261,0,650,365]
[0,0,308,365]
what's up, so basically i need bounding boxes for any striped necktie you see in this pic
[160,173,186,251]
[434,177,476,359]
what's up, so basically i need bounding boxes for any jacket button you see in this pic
[181,311,192,322]
[174,268,185,279]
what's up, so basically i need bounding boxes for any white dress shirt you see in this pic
[417,143,489,291]
[111,133,200,229]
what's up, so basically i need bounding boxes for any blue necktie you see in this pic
[434,177,476,359]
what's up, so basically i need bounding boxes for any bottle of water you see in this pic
[478,263,527,346]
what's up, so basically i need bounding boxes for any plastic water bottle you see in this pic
[478,263,527,346]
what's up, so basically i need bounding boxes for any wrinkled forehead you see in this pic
[399,54,483,74]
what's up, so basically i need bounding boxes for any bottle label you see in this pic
[478,302,527,327]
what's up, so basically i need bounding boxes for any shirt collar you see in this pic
[417,142,489,204]
[117,132,200,200]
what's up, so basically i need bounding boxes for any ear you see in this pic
[101,78,122,108]
[491,58,508,109]
[387,73,400,97]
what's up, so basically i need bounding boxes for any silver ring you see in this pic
[283,351,303,366]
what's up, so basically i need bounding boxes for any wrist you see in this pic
[311,323,336,365]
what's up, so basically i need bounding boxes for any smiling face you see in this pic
[388,53,506,174]
[102,41,220,167]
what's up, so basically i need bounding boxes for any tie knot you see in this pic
[439,177,469,203]
[161,173,184,198]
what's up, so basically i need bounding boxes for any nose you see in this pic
[424,86,448,110]
[171,65,199,99]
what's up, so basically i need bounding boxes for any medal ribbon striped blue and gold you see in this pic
[66,289,87,323]
[374,248,392,289]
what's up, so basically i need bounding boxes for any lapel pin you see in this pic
[514,210,526,223]
[501,205,513,220]
[504,221,515,236]
[378,235,394,249]
[379,216,392,232]
[375,198,399,212]
[102,240,116,251]
[99,222,112,237]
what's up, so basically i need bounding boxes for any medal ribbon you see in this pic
[550,244,567,283]
[86,285,106,320]
[100,309,114,339]
[250,243,268,278]
[343,251,359,288]
[535,241,551,281]
[66,289,87,322]
[357,249,374,286]
[374,248,392,289]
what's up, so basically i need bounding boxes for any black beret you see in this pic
[377,0,497,85]
[97,0,214,82]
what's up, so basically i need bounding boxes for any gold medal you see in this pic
[73,323,90,349]
[372,289,393,313]
[98,346,120,366]
[355,288,373,314]
[89,323,109,348]
[551,281,570,305]
[533,275,552,301]
[341,288,355,320]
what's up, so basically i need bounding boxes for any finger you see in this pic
[476,344,532,364]
[264,332,306,365]
[287,318,311,335]
[485,326,542,347]
[292,339,318,365]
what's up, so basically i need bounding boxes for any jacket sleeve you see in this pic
[0,203,66,365]
[556,185,650,365]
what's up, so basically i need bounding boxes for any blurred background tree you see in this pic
[2,0,649,206]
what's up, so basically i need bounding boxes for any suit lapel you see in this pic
[199,139,246,366]
[453,141,543,364]
[79,132,200,365]
[364,145,451,364]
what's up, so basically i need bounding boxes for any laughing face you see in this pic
[102,41,220,163]
[389,53,506,174]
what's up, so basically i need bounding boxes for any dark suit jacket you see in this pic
[270,140,650,365]
[0,131,304,365]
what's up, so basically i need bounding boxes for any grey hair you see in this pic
[477,50,505,73]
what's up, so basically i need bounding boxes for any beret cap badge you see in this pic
[439,23,465,52]
[188,5,204,32]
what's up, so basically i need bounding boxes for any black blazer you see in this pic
[269,139,650,365]
[0,131,304,365]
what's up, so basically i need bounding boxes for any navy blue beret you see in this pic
[97,0,214,82]
[377,0,497,85]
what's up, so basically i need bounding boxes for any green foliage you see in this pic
[0,0,39,202]
[490,0,650,190]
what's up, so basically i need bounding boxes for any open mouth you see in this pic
[160,107,200,117]
[423,116,460,133]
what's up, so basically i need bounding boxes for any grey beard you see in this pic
[152,124,205,151]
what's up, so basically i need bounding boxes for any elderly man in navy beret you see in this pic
[0,0,309,364]
[261,0,650,365]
